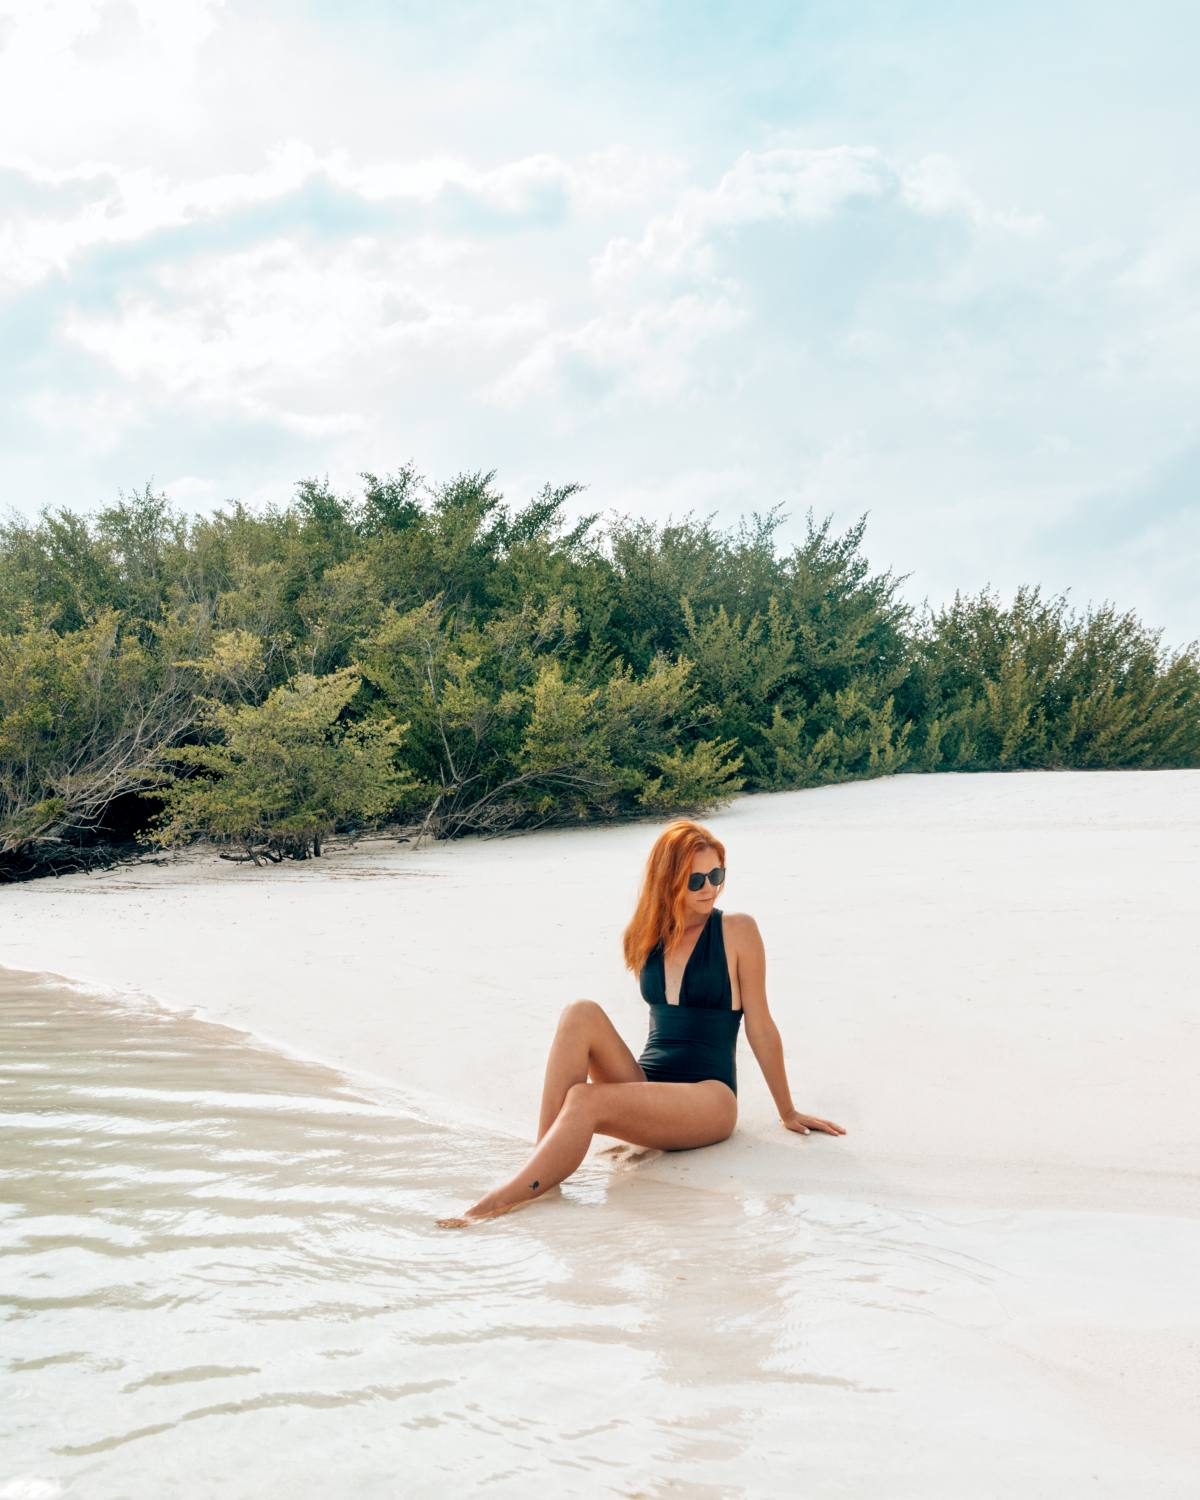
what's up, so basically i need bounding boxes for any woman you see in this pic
[436,817,845,1227]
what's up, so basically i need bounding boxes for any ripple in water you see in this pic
[4,968,1193,1499]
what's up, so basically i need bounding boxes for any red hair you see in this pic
[622,818,727,974]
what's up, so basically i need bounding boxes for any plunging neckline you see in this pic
[663,908,714,1006]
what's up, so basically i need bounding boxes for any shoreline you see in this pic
[3,767,1197,1218]
[6,956,1194,1218]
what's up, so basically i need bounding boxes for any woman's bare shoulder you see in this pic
[720,911,762,940]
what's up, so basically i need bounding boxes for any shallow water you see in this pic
[2,969,1196,1499]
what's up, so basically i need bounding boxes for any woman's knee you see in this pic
[561,1080,596,1118]
[558,998,605,1029]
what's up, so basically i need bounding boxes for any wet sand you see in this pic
[2,769,1198,1495]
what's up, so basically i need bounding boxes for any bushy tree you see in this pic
[146,667,416,862]
[0,603,213,873]
[753,687,912,787]
[598,510,731,674]
[513,655,746,824]
[350,589,743,836]
[678,593,796,760]
[901,585,1200,770]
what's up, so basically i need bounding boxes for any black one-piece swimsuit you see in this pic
[637,906,743,1095]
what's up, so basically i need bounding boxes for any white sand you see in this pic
[3,769,1198,1493]
[3,769,1196,1213]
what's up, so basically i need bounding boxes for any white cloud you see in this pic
[0,139,688,295]
[0,145,316,293]
[900,152,1045,234]
[21,383,144,457]
[481,290,747,409]
[53,233,548,438]
[0,0,225,159]
[588,143,1047,310]
[591,146,892,288]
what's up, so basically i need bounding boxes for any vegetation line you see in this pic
[2,466,1196,882]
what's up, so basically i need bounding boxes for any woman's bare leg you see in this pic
[436,1078,736,1228]
[536,999,645,1142]
[441,1082,597,1227]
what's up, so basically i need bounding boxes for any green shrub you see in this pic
[146,668,416,862]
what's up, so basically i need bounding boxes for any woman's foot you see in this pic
[435,1200,509,1228]
[435,1186,546,1229]
[435,1206,507,1228]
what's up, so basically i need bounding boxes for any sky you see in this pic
[1,0,1197,648]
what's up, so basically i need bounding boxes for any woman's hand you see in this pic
[781,1109,846,1136]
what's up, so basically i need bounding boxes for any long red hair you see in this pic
[622,818,727,974]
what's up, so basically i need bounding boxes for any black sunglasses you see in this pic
[687,866,726,892]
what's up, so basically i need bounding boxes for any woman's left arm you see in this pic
[734,914,846,1138]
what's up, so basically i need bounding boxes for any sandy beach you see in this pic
[3,769,1198,1496]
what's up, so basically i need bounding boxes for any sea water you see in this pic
[2,968,1196,1499]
